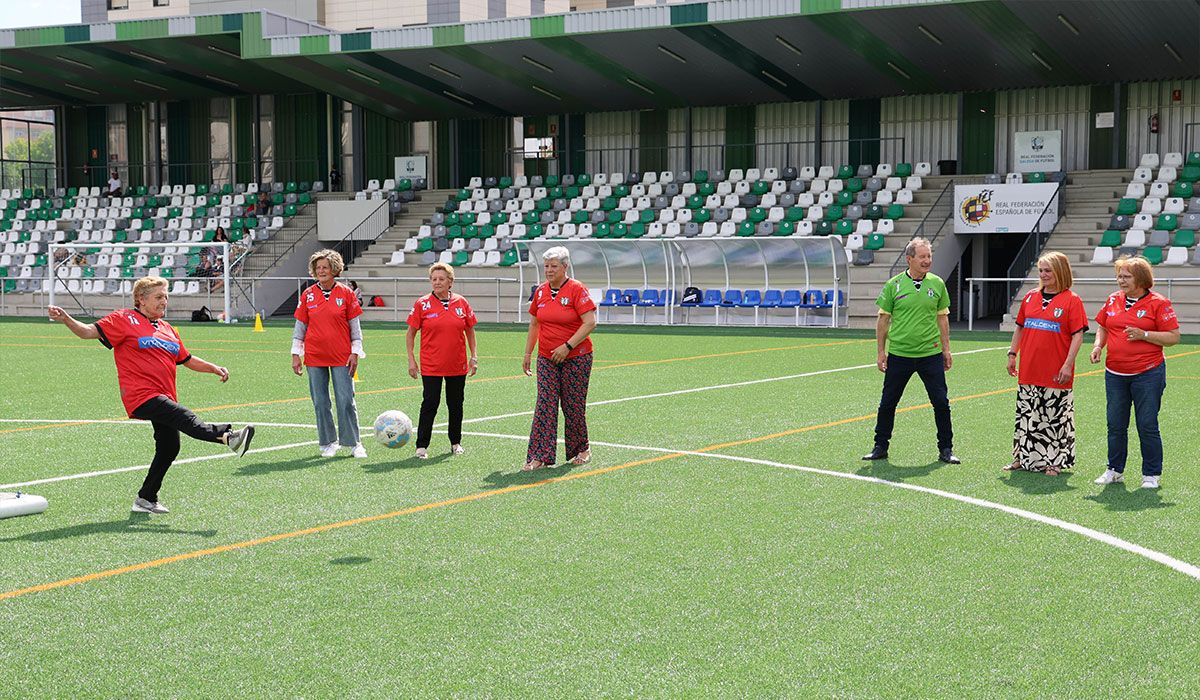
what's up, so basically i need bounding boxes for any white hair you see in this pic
[542,246,571,266]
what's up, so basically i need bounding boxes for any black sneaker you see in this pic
[228,425,255,457]
[938,448,961,464]
[862,447,888,461]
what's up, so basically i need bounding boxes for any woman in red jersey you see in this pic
[48,277,254,515]
[522,246,597,472]
[1090,256,1180,490]
[1004,252,1088,476]
[292,249,367,458]
[406,262,478,459]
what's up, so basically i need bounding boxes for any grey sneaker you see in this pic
[1141,476,1161,489]
[1094,469,1124,485]
[228,425,255,456]
[451,444,465,456]
[132,497,169,514]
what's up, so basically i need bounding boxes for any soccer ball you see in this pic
[374,410,413,449]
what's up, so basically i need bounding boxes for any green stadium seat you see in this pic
[1027,172,1046,183]
[498,177,512,189]
[845,178,864,193]
[498,249,518,266]
[1143,246,1163,265]
[451,251,469,266]
[612,223,629,238]
[688,195,704,209]
[299,193,312,205]
[463,226,478,239]
[1099,230,1122,247]
[751,181,769,196]
[594,223,611,238]
[639,210,656,224]
[544,175,559,187]
[698,182,715,197]
[528,224,544,238]
[286,182,298,193]
[479,224,495,238]
[777,221,796,236]
[886,204,905,220]
[417,238,434,252]
[535,199,551,212]
[445,212,460,225]
[285,204,298,217]
[749,207,767,223]
[737,221,755,236]
[231,217,244,230]
[837,165,854,179]
[816,221,834,236]
[836,191,854,206]
[1172,181,1194,198]
[824,205,843,221]
[785,207,804,222]
[397,179,412,191]
[606,210,623,224]
[576,174,591,187]
[1173,229,1196,248]
[1180,166,1200,183]
[548,186,564,199]
[565,186,580,199]
[692,170,708,183]
[865,233,886,250]
[272,193,285,205]
[572,211,589,225]
[614,184,630,198]
[866,205,884,220]
[693,209,711,224]
[601,197,617,211]
[460,212,477,225]
[835,220,853,236]
[628,223,646,238]
[456,189,471,201]
[246,217,258,228]
[1186,152,1200,167]
[1116,198,1138,216]
[895,163,913,178]
[448,225,463,239]
[1156,214,1178,231]
[67,187,78,197]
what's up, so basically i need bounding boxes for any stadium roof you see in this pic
[1,0,1197,120]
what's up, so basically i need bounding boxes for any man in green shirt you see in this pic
[863,237,960,464]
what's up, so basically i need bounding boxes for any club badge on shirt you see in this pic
[455,307,464,317]
[1137,310,1147,318]
[336,298,343,307]
[927,289,936,298]
[560,296,571,306]
[1054,308,1063,318]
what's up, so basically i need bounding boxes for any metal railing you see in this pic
[889,179,957,276]
[242,275,519,323]
[20,159,325,193]
[332,198,390,264]
[1002,181,1065,305]
[965,275,1200,330]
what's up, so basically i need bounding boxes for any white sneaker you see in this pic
[1094,469,1124,485]
[132,497,169,514]
[415,448,428,459]
[451,444,465,456]
[351,443,368,458]
[319,443,338,457]
[1141,476,1161,489]
[227,425,255,456]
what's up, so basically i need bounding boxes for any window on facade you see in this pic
[152,0,169,6]
[1,111,58,191]
[107,0,129,9]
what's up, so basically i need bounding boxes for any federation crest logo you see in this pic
[1031,136,1045,151]
[960,190,993,227]
[1054,308,1064,318]
[1137,310,1147,318]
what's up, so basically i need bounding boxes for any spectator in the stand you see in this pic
[107,170,123,198]
[349,280,364,307]
[329,167,342,192]
[257,191,273,216]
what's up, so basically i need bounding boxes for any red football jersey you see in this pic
[1095,290,1179,375]
[96,309,190,417]
[1015,289,1088,389]
[295,282,363,367]
[528,278,596,359]
[406,293,477,376]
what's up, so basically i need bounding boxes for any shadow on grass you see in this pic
[330,556,372,565]
[362,453,450,474]
[481,463,579,490]
[856,459,947,482]
[999,469,1078,495]
[1084,484,1175,512]
[234,455,328,476]
[0,512,217,543]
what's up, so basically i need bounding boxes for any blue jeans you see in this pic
[1105,362,1166,476]
[308,365,360,447]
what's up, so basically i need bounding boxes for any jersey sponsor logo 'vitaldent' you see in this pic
[137,336,181,355]
[1023,318,1061,333]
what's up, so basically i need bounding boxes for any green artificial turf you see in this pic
[1,318,1198,697]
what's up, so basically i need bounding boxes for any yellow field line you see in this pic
[0,374,1016,602]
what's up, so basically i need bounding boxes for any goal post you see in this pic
[47,241,233,323]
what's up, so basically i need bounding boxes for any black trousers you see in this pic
[416,375,466,449]
[131,396,230,502]
[872,353,953,451]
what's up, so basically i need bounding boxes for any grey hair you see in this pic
[904,237,933,258]
[542,246,571,266]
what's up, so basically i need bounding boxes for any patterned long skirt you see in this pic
[526,353,593,465]
[1013,384,1076,472]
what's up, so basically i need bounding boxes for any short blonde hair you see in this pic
[1115,255,1154,290]
[308,249,344,278]
[428,262,454,282]
[1038,251,1073,291]
[132,276,168,309]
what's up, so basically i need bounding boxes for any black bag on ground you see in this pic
[191,306,214,322]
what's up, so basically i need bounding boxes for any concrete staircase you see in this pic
[1001,169,1200,334]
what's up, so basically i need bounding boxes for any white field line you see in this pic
[1,346,1007,488]
[460,431,1200,583]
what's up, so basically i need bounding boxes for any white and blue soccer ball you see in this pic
[374,410,413,449]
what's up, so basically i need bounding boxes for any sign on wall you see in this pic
[1012,130,1062,172]
[954,183,1060,234]
[394,155,427,181]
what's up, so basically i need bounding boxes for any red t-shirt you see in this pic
[1095,290,1179,375]
[406,293,477,376]
[528,278,596,359]
[96,309,191,417]
[294,282,363,367]
[1015,289,1088,389]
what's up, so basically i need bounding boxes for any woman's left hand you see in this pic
[468,357,478,377]
[1123,326,1146,342]
[214,366,229,383]
[347,355,359,376]
[550,344,571,363]
[1053,364,1072,385]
